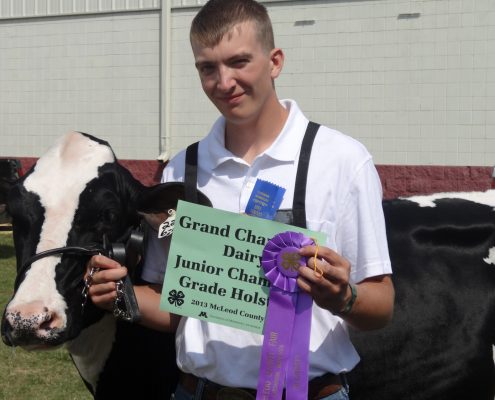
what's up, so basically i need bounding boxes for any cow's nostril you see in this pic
[39,311,63,332]
[1,319,15,346]
[39,319,53,331]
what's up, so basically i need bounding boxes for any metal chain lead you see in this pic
[80,266,132,321]
[81,267,99,314]
[113,280,132,322]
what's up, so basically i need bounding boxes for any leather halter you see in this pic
[14,226,145,323]
[20,246,102,274]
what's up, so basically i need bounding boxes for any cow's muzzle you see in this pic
[1,299,67,348]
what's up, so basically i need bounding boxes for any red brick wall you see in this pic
[16,157,166,187]
[16,157,494,200]
[376,165,493,199]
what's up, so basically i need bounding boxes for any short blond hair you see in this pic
[190,0,275,53]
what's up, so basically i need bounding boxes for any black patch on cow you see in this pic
[413,225,494,248]
[348,197,495,400]
[8,183,45,286]
[94,322,179,399]
[1,175,46,345]
[56,161,145,341]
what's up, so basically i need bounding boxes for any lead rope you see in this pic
[81,266,100,314]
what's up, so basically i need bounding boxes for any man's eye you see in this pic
[200,65,215,74]
[233,59,248,67]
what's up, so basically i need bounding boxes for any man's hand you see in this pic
[297,245,351,314]
[85,255,127,312]
[298,245,394,331]
[84,254,181,332]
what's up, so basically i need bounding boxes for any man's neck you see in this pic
[224,101,289,165]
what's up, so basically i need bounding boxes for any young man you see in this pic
[87,1,394,398]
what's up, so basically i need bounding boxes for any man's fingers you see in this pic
[298,263,335,291]
[296,275,312,293]
[300,245,342,266]
[89,281,116,296]
[85,255,126,281]
[90,293,116,311]
[91,267,127,284]
[88,254,122,270]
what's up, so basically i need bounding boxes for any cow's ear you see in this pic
[136,182,211,231]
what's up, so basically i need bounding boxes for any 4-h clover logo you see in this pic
[281,252,301,272]
[168,289,185,306]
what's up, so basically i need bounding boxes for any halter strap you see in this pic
[20,246,102,273]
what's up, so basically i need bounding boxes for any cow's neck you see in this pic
[67,314,116,392]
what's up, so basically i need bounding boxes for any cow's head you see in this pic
[1,131,209,349]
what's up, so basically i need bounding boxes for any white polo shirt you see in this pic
[142,99,391,388]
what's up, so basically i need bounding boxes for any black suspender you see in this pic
[184,141,199,204]
[184,121,320,229]
[292,121,320,229]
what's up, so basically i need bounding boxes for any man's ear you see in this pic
[137,182,212,231]
[270,47,284,79]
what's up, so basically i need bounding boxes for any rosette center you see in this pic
[276,247,303,278]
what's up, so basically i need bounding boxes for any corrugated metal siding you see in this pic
[0,0,160,19]
[170,0,290,9]
[0,11,161,159]
[170,0,206,8]
[0,0,299,19]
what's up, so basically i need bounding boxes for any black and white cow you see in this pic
[0,131,210,399]
[348,192,495,400]
[2,131,495,399]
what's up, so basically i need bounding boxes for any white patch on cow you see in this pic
[67,314,116,391]
[402,189,495,208]
[483,247,495,265]
[8,132,115,329]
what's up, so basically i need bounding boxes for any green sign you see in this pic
[160,200,326,334]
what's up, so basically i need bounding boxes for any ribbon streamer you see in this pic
[256,231,314,400]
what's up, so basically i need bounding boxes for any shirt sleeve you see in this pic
[140,152,187,283]
[336,159,392,284]
[140,231,171,284]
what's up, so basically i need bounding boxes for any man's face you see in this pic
[192,21,282,127]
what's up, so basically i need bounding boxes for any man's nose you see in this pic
[216,66,235,91]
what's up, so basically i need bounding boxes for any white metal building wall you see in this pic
[0,1,161,159]
[1,0,494,166]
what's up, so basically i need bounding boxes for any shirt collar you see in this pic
[263,99,308,162]
[205,99,309,170]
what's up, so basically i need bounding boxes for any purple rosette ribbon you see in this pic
[256,231,314,400]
